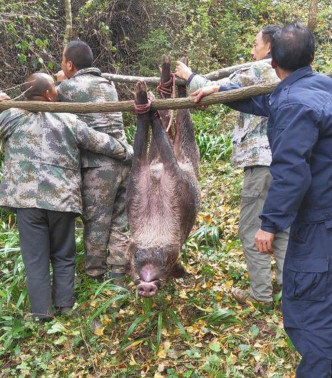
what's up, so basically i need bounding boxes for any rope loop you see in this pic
[134,96,152,114]
[157,73,175,98]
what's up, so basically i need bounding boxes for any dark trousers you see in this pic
[16,208,76,318]
[282,221,332,377]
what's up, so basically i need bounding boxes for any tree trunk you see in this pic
[102,60,272,85]
[64,0,73,46]
[308,0,320,32]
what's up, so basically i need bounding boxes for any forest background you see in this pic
[0,0,331,377]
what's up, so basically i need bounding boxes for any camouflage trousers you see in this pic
[82,161,131,277]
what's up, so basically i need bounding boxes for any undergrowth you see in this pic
[0,111,299,376]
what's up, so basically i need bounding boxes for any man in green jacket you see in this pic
[57,41,131,280]
[176,26,288,306]
[0,73,132,320]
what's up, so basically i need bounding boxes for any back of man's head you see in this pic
[271,23,314,71]
[25,73,53,100]
[261,25,281,45]
[64,41,93,70]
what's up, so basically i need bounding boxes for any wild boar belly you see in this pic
[132,163,182,249]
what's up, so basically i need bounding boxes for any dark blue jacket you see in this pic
[219,66,332,233]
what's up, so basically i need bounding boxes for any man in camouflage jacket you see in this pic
[176,26,289,305]
[57,41,131,280]
[0,73,132,319]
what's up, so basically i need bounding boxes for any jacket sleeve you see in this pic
[187,74,231,94]
[260,103,320,232]
[0,109,19,141]
[220,88,271,117]
[75,120,133,161]
[187,68,271,117]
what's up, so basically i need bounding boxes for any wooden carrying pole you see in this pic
[0,81,278,114]
[102,60,267,85]
[1,72,331,114]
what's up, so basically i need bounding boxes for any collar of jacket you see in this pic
[274,66,313,92]
[270,66,313,103]
[73,67,102,78]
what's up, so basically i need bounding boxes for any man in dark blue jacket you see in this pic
[192,24,332,377]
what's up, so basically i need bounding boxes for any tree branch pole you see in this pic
[0,82,278,113]
[102,60,271,85]
[308,0,319,32]
[1,72,331,114]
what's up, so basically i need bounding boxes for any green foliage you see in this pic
[0,0,61,90]
[1,0,330,376]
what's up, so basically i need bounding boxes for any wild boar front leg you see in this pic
[132,81,151,170]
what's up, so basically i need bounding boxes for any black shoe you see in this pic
[56,306,79,317]
[29,315,53,323]
[107,265,126,280]
[106,271,126,279]
[88,274,105,282]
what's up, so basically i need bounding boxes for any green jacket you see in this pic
[188,60,279,168]
[0,108,133,214]
[57,67,127,167]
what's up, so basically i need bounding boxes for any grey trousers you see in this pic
[16,208,76,318]
[238,166,289,302]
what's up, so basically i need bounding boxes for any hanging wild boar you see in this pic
[126,57,200,297]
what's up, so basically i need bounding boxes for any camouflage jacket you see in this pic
[188,60,279,168]
[0,108,133,214]
[57,67,127,168]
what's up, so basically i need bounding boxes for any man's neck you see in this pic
[275,66,293,81]
[28,96,49,102]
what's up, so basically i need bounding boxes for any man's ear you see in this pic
[45,89,54,102]
[266,42,271,56]
[45,90,51,102]
[64,60,75,73]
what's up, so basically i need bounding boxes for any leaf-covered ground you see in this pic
[0,109,299,377]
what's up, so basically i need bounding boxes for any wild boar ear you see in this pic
[128,242,138,256]
[171,262,187,278]
[124,262,131,273]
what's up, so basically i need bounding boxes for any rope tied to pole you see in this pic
[157,73,176,98]
[134,96,152,114]
[157,73,176,133]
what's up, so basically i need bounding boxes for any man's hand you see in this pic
[56,70,68,82]
[190,86,219,103]
[255,229,275,254]
[0,92,10,101]
[175,61,192,81]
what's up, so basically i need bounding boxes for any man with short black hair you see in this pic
[57,41,131,281]
[0,73,132,320]
[176,25,288,306]
[193,23,332,378]
[62,40,93,69]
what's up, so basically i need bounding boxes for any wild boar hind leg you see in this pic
[173,109,200,177]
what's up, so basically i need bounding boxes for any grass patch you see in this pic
[0,109,299,377]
